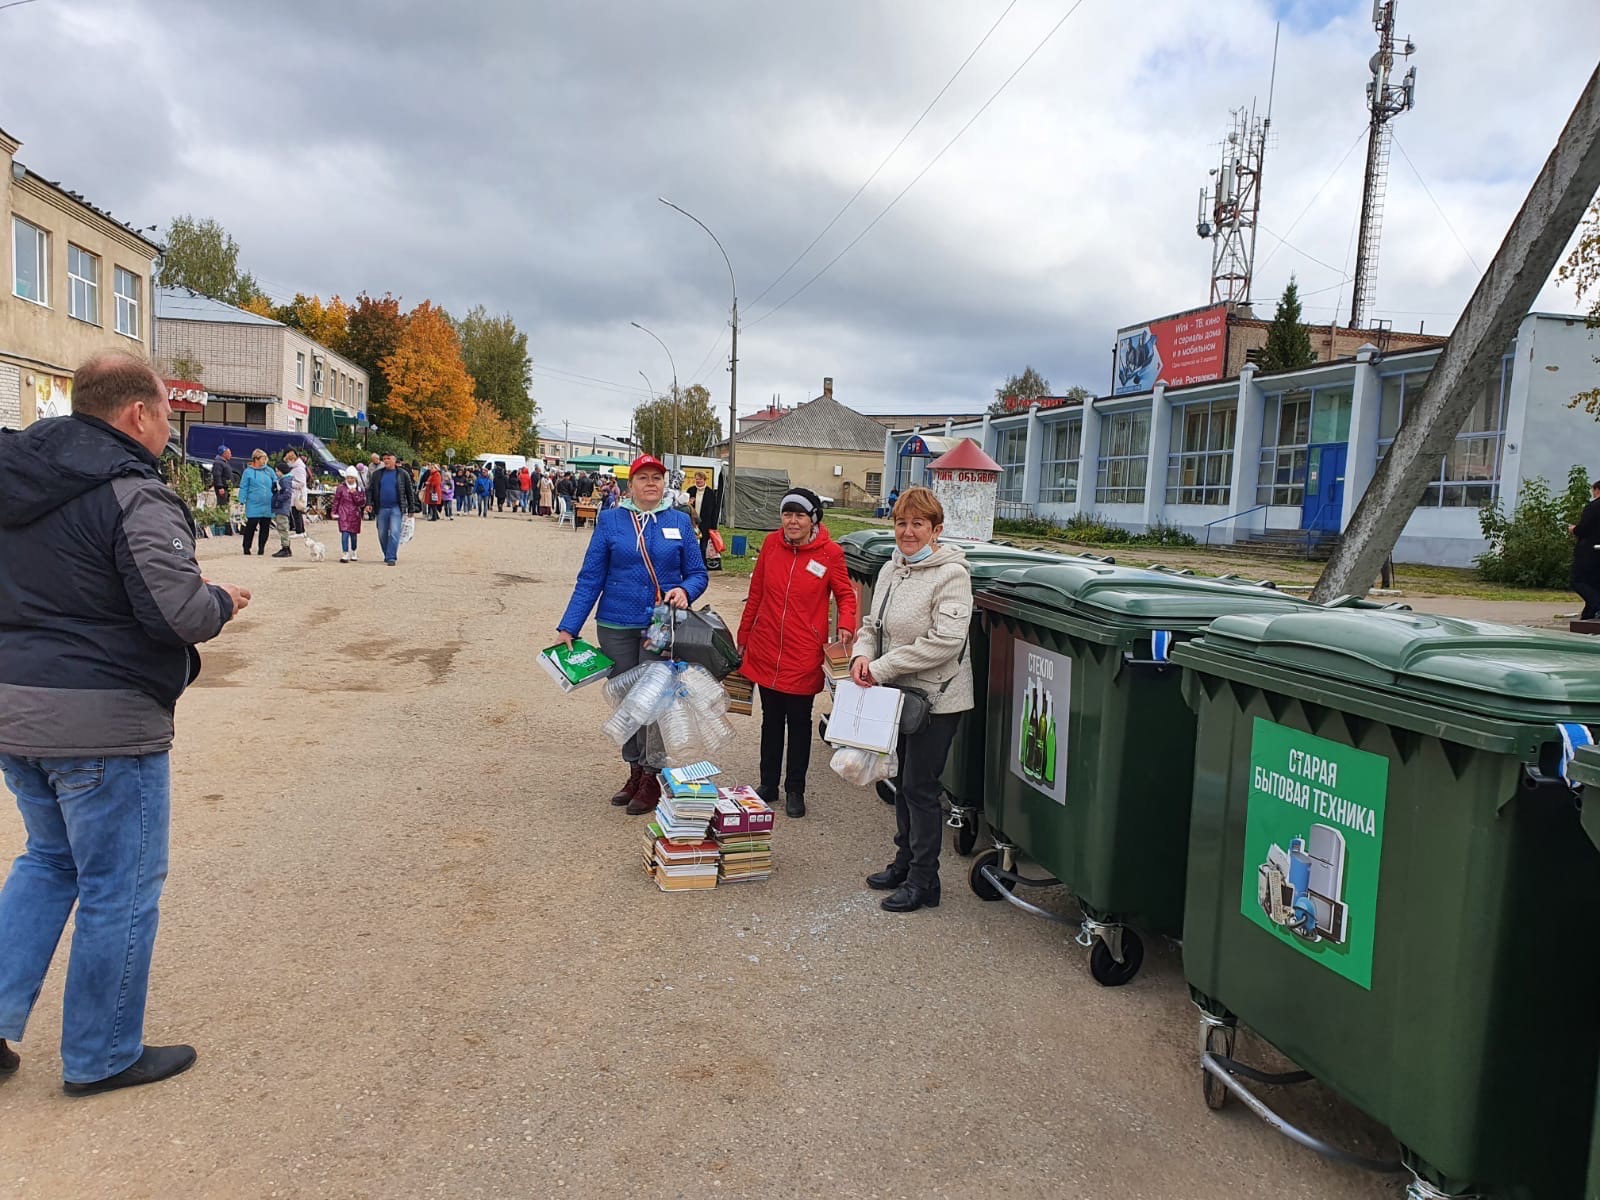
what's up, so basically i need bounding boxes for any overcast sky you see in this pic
[3,0,1596,442]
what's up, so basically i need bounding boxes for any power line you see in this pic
[745,0,1021,309]
[1257,224,1355,278]
[746,0,1092,330]
[529,364,651,397]
[1257,125,1369,273]
[1391,135,1483,273]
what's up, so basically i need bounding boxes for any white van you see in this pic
[476,454,528,472]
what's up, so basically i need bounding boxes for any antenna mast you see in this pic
[1196,26,1277,311]
[1348,0,1417,330]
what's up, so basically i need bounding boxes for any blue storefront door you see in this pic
[1301,443,1346,533]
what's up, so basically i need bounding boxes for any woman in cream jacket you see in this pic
[850,487,973,913]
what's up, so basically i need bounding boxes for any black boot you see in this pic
[785,791,806,818]
[881,882,940,913]
[756,784,777,808]
[0,1039,18,1075]
[865,863,909,891]
[271,547,292,558]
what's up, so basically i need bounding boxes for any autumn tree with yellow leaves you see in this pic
[379,301,475,453]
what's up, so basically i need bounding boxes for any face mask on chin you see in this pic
[906,543,935,563]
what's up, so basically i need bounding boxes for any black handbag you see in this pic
[873,580,966,736]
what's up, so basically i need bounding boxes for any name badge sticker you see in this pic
[807,559,827,577]
[663,526,682,540]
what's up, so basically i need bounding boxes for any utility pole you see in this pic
[727,298,738,530]
[1349,1,1417,331]
[1315,62,1600,600]
[563,418,569,466]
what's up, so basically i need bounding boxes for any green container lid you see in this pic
[838,530,1105,583]
[1188,608,1600,725]
[978,560,1309,640]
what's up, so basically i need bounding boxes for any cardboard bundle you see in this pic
[539,639,615,692]
[644,773,723,892]
[714,786,774,884]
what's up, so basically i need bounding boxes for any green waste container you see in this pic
[1567,742,1600,1200]
[1173,608,1600,1197]
[835,530,1106,853]
[970,561,1314,986]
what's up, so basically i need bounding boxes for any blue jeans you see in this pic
[376,507,404,562]
[340,530,358,552]
[0,753,171,1083]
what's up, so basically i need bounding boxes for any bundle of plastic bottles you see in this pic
[602,658,736,765]
[830,745,898,787]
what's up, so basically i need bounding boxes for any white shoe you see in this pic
[350,551,358,561]
[339,552,349,562]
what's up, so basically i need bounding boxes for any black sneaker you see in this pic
[271,548,292,558]
[785,792,806,818]
[63,1044,196,1096]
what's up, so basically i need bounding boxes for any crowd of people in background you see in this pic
[211,446,719,568]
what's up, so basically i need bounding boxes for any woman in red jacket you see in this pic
[736,488,857,818]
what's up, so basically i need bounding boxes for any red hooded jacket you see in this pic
[737,525,858,696]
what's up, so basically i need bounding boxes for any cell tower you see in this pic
[1196,107,1270,309]
[1348,0,1417,330]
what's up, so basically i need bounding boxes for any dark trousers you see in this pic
[891,713,961,890]
[758,686,815,796]
[290,508,305,535]
[241,517,270,553]
[1575,549,1600,620]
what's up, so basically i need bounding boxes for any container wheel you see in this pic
[969,848,1014,902]
[1202,1023,1235,1111]
[816,716,828,740]
[952,821,979,857]
[1088,929,1145,987]
[875,780,897,806]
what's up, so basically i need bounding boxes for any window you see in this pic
[1095,410,1150,505]
[296,352,306,389]
[866,471,883,497]
[1166,399,1236,505]
[995,426,1027,502]
[114,267,141,338]
[1256,389,1311,505]
[12,218,48,305]
[202,401,268,427]
[67,244,100,324]
[312,359,323,395]
[333,371,340,402]
[1377,362,1508,507]
[357,381,364,407]
[1039,420,1082,503]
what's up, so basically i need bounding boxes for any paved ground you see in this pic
[7,507,1528,1199]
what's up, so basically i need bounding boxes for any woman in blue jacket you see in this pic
[236,449,278,555]
[557,454,708,815]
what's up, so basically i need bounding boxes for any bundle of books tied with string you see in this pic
[714,785,774,883]
[644,765,724,891]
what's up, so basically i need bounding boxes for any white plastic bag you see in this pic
[400,515,416,544]
[830,745,898,787]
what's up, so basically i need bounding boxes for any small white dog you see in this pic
[304,536,327,562]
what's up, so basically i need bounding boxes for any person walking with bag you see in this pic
[236,449,276,555]
[556,455,707,816]
[364,451,419,566]
[737,488,856,818]
[849,487,972,913]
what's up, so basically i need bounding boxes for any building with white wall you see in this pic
[884,312,1600,567]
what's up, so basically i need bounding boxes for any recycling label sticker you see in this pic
[1239,718,1388,989]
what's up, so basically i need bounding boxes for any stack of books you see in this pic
[645,772,724,892]
[714,785,775,884]
[823,639,853,692]
[723,671,754,716]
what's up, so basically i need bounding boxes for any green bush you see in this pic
[329,428,415,465]
[1476,465,1591,588]
[1129,518,1199,548]
[993,511,1196,547]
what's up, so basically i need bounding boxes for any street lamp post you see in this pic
[630,321,678,465]
[636,370,655,455]
[659,197,738,530]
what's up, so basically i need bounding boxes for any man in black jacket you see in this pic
[365,451,420,565]
[0,351,248,1095]
[1570,479,1600,620]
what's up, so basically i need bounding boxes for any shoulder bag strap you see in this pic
[633,512,664,604]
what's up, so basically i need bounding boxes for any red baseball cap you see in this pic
[629,454,667,477]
